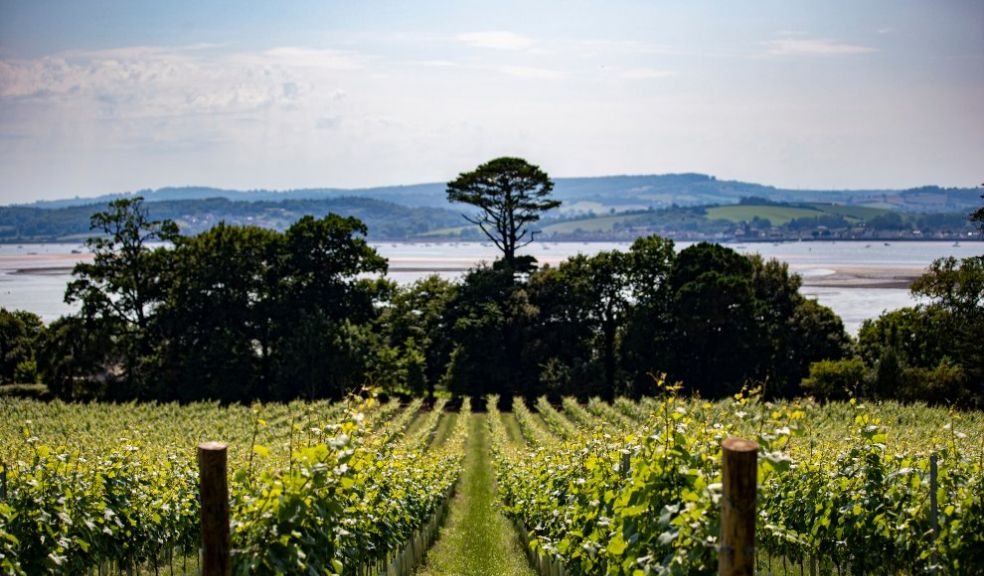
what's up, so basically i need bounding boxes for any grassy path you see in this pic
[416,413,535,576]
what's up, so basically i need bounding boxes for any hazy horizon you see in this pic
[2,0,982,203]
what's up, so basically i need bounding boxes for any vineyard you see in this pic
[0,396,468,575]
[1,392,983,575]
[490,388,984,575]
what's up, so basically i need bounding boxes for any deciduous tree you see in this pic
[0,308,44,384]
[66,197,179,396]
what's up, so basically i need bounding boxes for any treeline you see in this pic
[2,197,982,406]
[805,256,984,404]
[0,195,464,241]
[423,239,851,400]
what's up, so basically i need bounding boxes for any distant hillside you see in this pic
[21,174,982,214]
[0,196,467,242]
[534,200,977,242]
[4,174,979,243]
[27,184,450,210]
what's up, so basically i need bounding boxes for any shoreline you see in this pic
[5,263,922,289]
[0,237,978,246]
[797,265,921,289]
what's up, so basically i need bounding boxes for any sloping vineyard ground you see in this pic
[491,392,984,575]
[1,394,983,575]
[414,413,534,576]
[0,397,469,575]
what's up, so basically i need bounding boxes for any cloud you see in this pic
[456,31,533,51]
[315,116,342,130]
[409,59,459,68]
[498,65,564,79]
[573,39,685,57]
[764,38,875,56]
[0,45,357,118]
[257,47,365,69]
[620,67,675,80]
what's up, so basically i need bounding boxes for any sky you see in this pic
[0,0,982,203]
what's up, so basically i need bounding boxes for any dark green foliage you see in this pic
[0,383,49,399]
[37,315,113,399]
[50,199,388,402]
[899,357,969,404]
[64,198,180,398]
[851,255,983,405]
[268,215,388,400]
[442,265,538,399]
[620,236,677,396]
[801,357,867,400]
[666,248,765,396]
[527,256,614,399]
[377,275,457,397]
[0,308,44,384]
[911,256,984,315]
[156,216,386,402]
[23,191,975,407]
[972,187,984,235]
[752,258,850,397]
[873,346,904,399]
[528,251,630,399]
[156,223,281,401]
[655,243,850,399]
[438,236,849,402]
[858,307,947,368]
[785,214,850,231]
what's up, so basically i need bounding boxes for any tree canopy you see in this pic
[0,308,44,384]
[972,183,984,235]
[15,193,981,408]
[851,255,983,404]
[38,200,389,402]
[446,157,559,268]
[65,197,179,396]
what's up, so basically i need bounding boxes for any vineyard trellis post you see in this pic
[930,453,938,573]
[198,441,231,576]
[1,461,6,500]
[719,437,757,576]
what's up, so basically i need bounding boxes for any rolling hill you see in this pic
[3,174,979,243]
[20,175,982,215]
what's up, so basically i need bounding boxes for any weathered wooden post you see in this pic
[198,441,230,576]
[930,454,938,536]
[930,453,939,573]
[719,437,758,576]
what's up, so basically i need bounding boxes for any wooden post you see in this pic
[198,442,230,576]
[719,437,758,576]
[1,461,7,500]
[929,454,938,536]
[930,453,938,573]
[620,452,631,479]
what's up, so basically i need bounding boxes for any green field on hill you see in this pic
[540,213,648,234]
[705,202,891,226]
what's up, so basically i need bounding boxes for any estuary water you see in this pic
[1,241,981,334]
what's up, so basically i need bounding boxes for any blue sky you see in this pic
[1,0,982,202]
